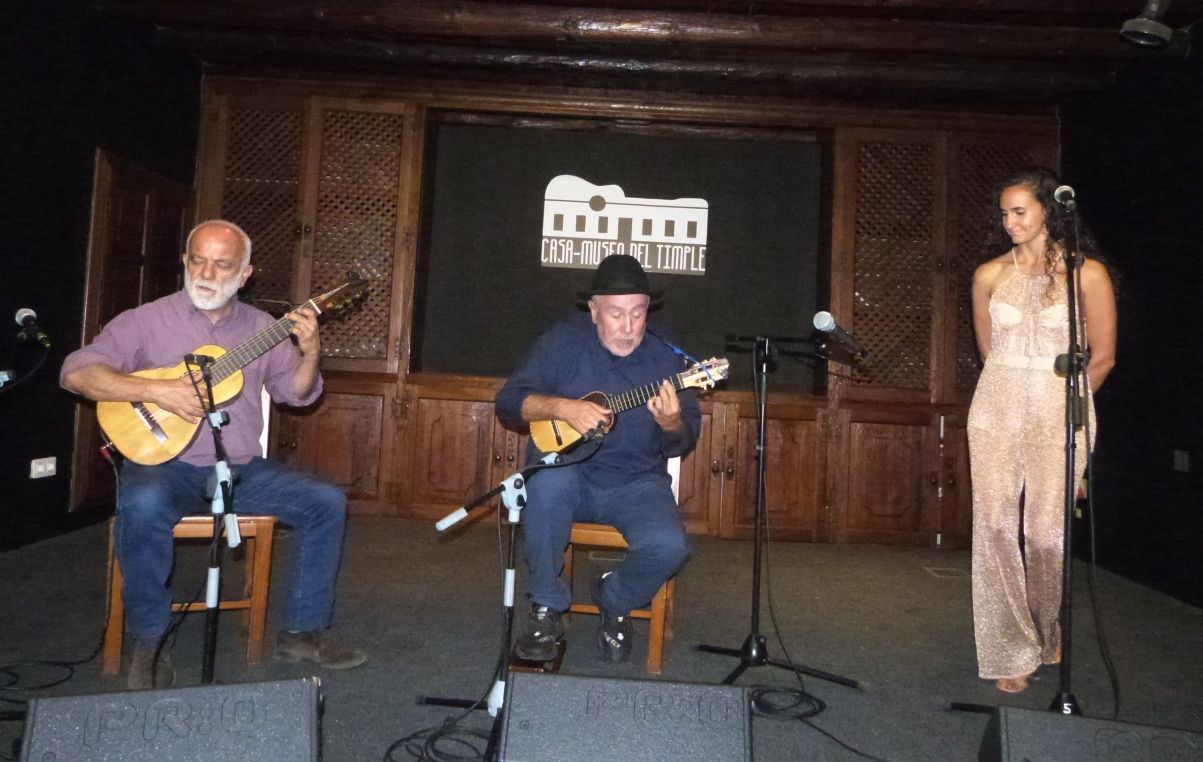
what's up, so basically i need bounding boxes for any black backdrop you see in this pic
[412,118,826,391]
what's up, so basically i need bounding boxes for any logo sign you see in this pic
[541,175,709,275]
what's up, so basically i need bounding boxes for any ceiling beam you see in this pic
[99,0,1189,61]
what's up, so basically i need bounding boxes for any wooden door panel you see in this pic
[723,404,824,541]
[275,392,383,502]
[676,409,714,535]
[407,398,494,515]
[200,95,307,310]
[940,412,973,549]
[847,423,926,533]
[839,411,937,545]
[71,150,193,511]
[306,102,409,371]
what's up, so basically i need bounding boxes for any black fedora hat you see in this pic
[577,254,663,304]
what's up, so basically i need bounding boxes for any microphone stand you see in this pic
[697,335,858,690]
[416,450,566,761]
[1051,212,1089,716]
[186,355,240,685]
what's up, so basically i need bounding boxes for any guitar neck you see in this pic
[605,372,687,414]
[206,306,310,383]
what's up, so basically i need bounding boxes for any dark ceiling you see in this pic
[99,0,1203,104]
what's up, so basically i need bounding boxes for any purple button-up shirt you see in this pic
[61,290,323,466]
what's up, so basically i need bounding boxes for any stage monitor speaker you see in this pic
[980,705,1203,762]
[20,677,321,762]
[498,671,751,762]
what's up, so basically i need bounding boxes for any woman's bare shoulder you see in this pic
[973,254,1011,283]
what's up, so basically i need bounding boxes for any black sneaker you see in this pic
[592,573,633,662]
[515,605,565,662]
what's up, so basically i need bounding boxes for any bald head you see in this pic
[183,220,254,318]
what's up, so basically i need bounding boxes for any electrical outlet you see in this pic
[30,456,57,479]
[1173,450,1190,473]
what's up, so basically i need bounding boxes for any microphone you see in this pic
[812,311,868,358]
[1053,185,1077,210]
[581,422,608,442]
[14,308,51,348]
[184,353,215,366]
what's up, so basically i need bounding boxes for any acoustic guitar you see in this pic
[529,356,729,453]
[97,279,367,465]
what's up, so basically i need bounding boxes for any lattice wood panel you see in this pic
[852,141,937,391]
[310,109,405,361]
[221,106,304,311]
[951,143,1054,395]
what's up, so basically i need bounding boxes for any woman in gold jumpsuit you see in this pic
[967,169,1117,694]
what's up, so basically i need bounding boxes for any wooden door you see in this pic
[70,150,193,511]
[272,383,389,512]
[299,98,413,374]
[196,93,308,314]
[402,392,496,521]
[676,404,717,535]
[829,406,940,545]
[717,399,826,541]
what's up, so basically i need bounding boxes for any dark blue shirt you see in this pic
[496,312,702,481]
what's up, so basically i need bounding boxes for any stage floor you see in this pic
[2,515,1201,760]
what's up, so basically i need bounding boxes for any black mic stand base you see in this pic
[1051,689,1082,715]
[696,636,859,689]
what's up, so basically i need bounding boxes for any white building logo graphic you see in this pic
[541,175,708,275]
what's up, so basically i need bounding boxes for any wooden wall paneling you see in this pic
[270,376,393,514]
[488,424,530,518]
[71,150,194,510]
[935,408,973,549]
[820,405,850,543]
[838,406,939,546]
[404,394,496,520]
[720,400,825,541]
[195,90,308,312]
[302,97,411,373]
[676,404,717,535]
[391,104,426,378]
[707,400,738,539]
[833,126,948,404]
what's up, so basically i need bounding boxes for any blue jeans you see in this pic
[522,467,690,616]
[116,457,347,640]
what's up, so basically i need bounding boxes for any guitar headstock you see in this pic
[680,357,730,391]
[309,275,369,317]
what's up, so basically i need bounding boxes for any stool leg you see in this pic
[102,527,124,676]
[562,544,575,623]
[245,521,275,664]
[664,577,677,641]
[646,584,667,674]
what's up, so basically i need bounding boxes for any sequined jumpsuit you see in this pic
[967,261,1095,680]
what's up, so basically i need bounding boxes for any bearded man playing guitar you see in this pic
[496,254,705,664]
[62,219,364,689]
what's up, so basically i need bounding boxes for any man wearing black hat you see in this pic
[495,254,702,663]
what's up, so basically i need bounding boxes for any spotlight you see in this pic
[1120,0,1174,48]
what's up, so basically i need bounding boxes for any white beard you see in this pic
[185,270,243,312]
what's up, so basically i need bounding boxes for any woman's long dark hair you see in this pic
[985,167,1115,297]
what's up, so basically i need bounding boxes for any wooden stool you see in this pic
[102,514,278,675]
[563,523,676,674]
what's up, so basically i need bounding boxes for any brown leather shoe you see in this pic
[275,630,367,670]
[127,638,175,690]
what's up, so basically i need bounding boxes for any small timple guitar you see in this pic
[97,279,368,465]
[529,357,729,453]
